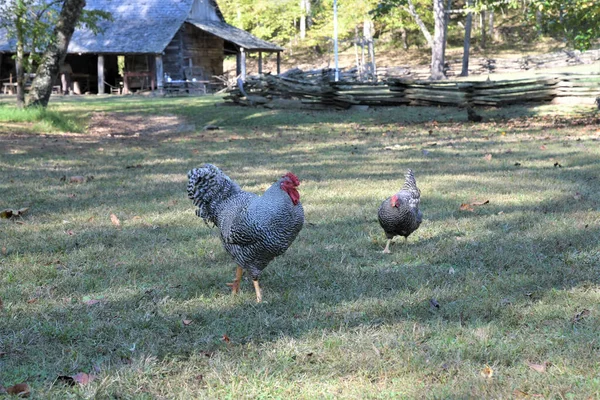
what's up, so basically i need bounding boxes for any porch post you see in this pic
[97,54,105,94]
[155,54,164,92]
[258,51,263,75]
[240,47,246,81]
[276,52,281,75]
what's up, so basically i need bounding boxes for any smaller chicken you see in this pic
[377,169,423,254]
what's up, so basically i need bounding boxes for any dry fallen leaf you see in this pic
[87,216,95,223]
[72,372,95,385]
[0,208,29,219]
[513,389,530,398]
[572,309,590,323]
[182,319,192,326]
[480,365,494,378]
[1,246,5,255]
[484,153,493,161]
[69,176,85,184]
[459,203,474,212]
[26,298,37,304]
[540,145,547,150]
[110,213,121,227]
[222,334,231,343]
[58,373,95,386]
[6,382,30,397]
[526,361,547,373]
[65,230,75,236]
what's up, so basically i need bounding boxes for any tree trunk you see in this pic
[461,0,473,76]
[481,10,486,48]
[489,11,495,41]
[27,0,86,108]
[430,0,446,80]
[404,0,433,49]
[441,0,451,59]
[15,0,26,108]
[300,0,306,39]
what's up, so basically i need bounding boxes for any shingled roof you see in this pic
[0,0,282,54]
[186,19,283,52]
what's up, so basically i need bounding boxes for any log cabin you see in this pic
[0,0,283,95]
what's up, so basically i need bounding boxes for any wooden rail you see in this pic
[225,74,600,109]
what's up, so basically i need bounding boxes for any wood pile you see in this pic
[469,77,558,106]
[552,75,600,104]
[223,74,354,109]
[330,82,409,106]
[225,73,599,109]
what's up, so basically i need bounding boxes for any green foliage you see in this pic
[530,0,600,50]
[219,0,300,44]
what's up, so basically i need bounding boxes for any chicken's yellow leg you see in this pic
[383,239,392,254]
[253,279,262,303]
[226,266,244,294]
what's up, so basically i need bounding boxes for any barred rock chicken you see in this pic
[377,169,423,254]
[187,164,304,302]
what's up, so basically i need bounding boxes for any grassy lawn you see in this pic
[1,94,599,398]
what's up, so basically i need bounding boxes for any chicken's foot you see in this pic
[226,266,244,294]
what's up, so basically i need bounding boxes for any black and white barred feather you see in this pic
[187,164,304,279]
[378,169,423,240]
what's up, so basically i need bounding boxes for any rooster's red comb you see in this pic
[283,172,300,186]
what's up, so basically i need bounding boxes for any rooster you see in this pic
[187,164,304,302]
[377,169,422,254]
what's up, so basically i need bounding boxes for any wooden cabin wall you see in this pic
[163,25,224,81]
[189,0,221,21]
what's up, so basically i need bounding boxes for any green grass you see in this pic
[1,95,599,398]
[0,102,82,133]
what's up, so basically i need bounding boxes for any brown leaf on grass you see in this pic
[87,216,95,223]
[57,373,95,386]
[1,246,5,255]
[72,373,95,385]
[6,382,30,397]
[540,145,547,150]
[484,153,493,161]
[222,334,231,343]
[513,389,530,398]
[526,361,547,373]
[459,203,474,212]
[26,298,37,304]
[480,365,494,378]
[110,214,121,227]
[69,176,85,184]
[65,230,75,235]
[572,309,590,323]
[460,200,490,212]
[0,208,29,219]
[182,319,192,326]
